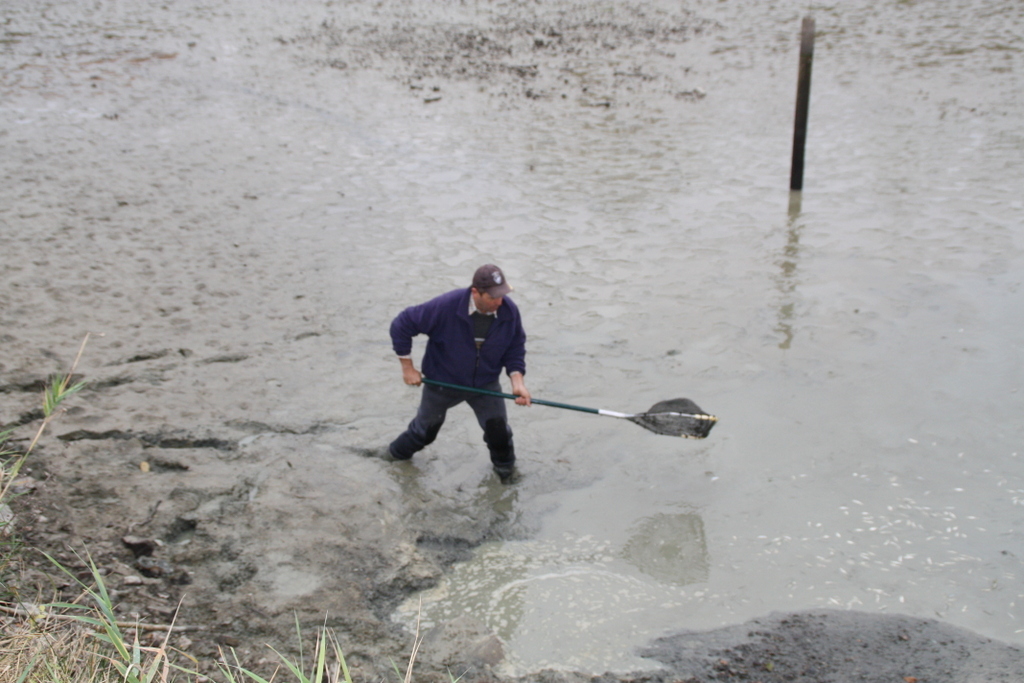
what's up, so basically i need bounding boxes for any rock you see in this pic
[0,504,14,535]
[11,476,38,494]
[136,556,173,578]
[378,542,443,593]
[421,615,505,668]
[122,535,159,556]
[149,604,179,618]
[217,634,242,647]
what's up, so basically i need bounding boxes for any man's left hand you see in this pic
[510,373,531,406]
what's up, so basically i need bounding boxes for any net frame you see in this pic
[627,398,718,439]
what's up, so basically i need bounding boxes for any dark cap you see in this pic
[472,264,513,297]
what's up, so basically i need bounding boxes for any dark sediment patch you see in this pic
[637,610,1024,683]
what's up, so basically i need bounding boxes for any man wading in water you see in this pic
[388,264,532,482]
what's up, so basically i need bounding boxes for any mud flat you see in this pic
[3,1,1023,681]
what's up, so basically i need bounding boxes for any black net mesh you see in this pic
[628,398,718,439]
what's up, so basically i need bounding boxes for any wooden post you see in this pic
[790,16,815,191]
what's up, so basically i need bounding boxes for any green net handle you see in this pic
[421,378,599,415]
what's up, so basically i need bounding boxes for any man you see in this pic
[388,264,531,480]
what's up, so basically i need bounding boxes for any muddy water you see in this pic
[3,0,1022,676]
[391,0,1024,674]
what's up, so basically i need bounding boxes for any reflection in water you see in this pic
[787,189,803,218]
[621,513,709,585]
[775,191,804,349]
[386,459,522,532]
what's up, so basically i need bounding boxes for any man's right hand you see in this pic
[400,358,422,386]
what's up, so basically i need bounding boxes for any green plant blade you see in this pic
[268,645,312,683]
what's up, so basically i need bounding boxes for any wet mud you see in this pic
[639,610,1024,683]
[3,1,1023,681]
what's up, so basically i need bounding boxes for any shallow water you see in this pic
[3,0,1022,675]
[388,0,1024,673]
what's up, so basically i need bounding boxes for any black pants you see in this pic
[389,381,514,470]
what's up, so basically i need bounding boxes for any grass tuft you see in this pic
[1,334,90,504]
[218,614,358,683]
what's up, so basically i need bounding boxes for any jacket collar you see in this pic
[460,287,504,321]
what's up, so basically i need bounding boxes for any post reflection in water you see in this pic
[775,190,805,350]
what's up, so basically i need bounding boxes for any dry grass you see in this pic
[0,620,121,683]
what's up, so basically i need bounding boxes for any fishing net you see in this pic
[628,398,718,439]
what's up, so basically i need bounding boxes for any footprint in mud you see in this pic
[197,353,249,364]
[347,445,392,460]
[57,428,237,452]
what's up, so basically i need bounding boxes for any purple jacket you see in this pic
[390,288,527,387]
